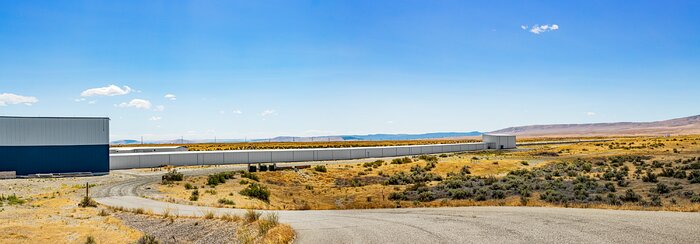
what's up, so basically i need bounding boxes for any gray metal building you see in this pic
[0,116,110,176]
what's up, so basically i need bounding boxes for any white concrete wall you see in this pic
[110,142,497,170]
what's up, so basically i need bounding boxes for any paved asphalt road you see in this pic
[94,169,700,244]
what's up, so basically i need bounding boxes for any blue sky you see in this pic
[1,1,699,140]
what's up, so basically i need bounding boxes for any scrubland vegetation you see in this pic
[156,135,700,212]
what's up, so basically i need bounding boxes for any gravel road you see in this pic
[94,168,700,244]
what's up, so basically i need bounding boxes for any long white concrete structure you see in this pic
[110,134,516,170]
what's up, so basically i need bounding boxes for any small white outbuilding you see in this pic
[482,134,516,149]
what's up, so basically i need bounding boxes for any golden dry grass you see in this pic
[154,135,700,212]
[0,187,142,244]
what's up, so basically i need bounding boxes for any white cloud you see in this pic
[260,109,277,117]
[153,105,165,111]
[81,85,132,97]
[74,98,86,102]
[0,93,38,106]
[386,120,395,124]
[586,112,596,116]
[164,94,176,101]
[149,116,162,121]
[526,24,560,34]
[232,110,243,114]
[116,99,152,109]
[88,100,97,104]
[521,25,528,30]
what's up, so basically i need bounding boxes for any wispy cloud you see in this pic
[523,24,559,34]
[81,85,132,97]
[232,109,243,114]
[116,99,152,109]
[260,109,277,117]
[164,94,176,101]
[153,105,165,111]
[0,93,38,106]
[149,116,162,121]
[586,112,596,116]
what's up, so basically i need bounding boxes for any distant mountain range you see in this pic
[491,114,700,137]
[111,132,482,144]
[258,132,482,142]
[111,114,700,144]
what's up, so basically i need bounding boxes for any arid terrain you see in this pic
[153,135,700,212]
[3,135,700,243]
[0,172,294,244]
[492,114,700,137]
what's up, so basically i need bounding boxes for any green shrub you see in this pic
[418,191,435,202]
[688,170,700,183]
[540,189,565,203]
[364,160,385,168]
[239,183,270,202]
[460,166,471,175]
[492,190,506,199]
[239,179,249,185]
[607,193,622,205]
[388,192,408,201]
[391,157,413,164]
[137,234,159,244]
[654,183,671,194]
[642,171,658,183]
[649,194,663,207]
[190,189,200,201]
[85,236,96,244]
[78,196,97,208]
[184,183,195,190]
[314,165,328,173]
[691,195,700,203]
[162,169,184,183]
[605,182,616,192]
[241,171,259,181]
[6,194,25,205]
[218,198,235,205]
[245,209,262,223]
[418,155,438,163]
[207,172,236,186]
[449,189,472,199]
[621,189,641,202]
[258,213,279,234]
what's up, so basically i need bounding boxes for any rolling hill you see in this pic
[491,114,700,137]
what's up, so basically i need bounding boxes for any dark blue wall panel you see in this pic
[0,145,109,175]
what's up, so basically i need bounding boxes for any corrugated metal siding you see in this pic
[0,117,109,146]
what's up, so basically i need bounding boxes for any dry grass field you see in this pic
[154,135,700,212]
[0,175,295,244]
[113,136,612,151]
[0,177,143,244]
